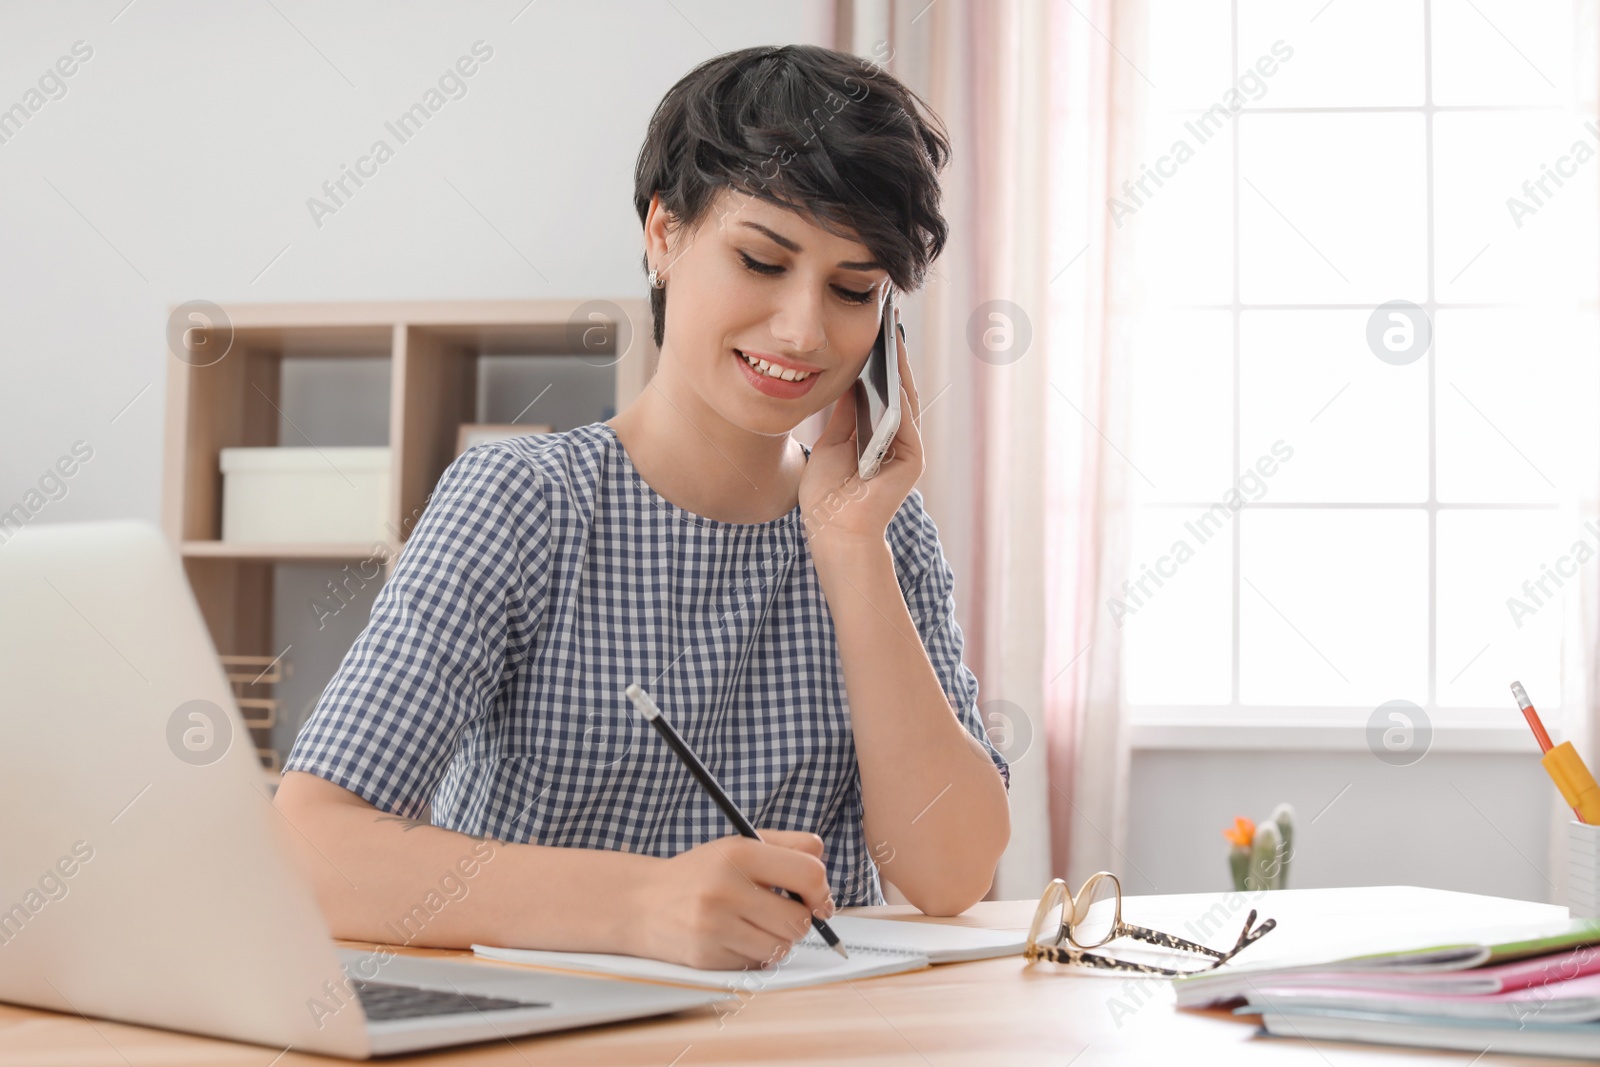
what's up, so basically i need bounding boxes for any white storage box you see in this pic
[1568,820,1600,919]
[220,446,390,544]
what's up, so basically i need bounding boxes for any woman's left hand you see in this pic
[797,309,923,550]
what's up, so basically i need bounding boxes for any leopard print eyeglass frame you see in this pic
[1023,872,1278,977]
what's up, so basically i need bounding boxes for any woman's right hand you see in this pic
[631,829,836,970]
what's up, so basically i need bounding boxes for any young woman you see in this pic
[275,44,1010,972]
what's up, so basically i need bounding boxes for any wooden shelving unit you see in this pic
[160,299,657,770]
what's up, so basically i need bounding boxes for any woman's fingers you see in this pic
[719,912,809,969]
[815,388,856,447]
[895,312,920,424]
[757,828,825,860]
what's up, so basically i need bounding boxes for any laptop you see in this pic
[0,519,731,1058]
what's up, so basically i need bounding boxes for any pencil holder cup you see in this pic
[1568,821,1600,919]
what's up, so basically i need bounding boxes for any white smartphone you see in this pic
[853,287,901,481]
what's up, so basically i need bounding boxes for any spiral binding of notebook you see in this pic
[797,933,922,959]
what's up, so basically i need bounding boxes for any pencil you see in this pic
[1511,681,1554,753]
[624,682,848,959]
[1511,680,1590,823]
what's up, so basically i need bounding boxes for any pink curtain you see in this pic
[1040,0,1143,883]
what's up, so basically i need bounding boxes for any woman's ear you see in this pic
[643,193,673,272]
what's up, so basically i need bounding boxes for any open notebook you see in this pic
[472,916,1028,993]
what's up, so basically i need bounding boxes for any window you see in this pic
[1119,0,1600,731]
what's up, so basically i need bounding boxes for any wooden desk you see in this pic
[0,886,1581,1066]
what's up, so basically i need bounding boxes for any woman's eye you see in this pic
[738,250,874,305]
[739,251,784,276]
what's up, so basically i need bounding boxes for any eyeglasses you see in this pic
[1023,872,1277,976]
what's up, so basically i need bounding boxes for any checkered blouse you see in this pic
[283,421,1009,906]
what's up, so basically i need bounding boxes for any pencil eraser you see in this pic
[624,684,659,720]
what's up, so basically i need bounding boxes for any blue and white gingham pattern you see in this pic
[283,421,1009,906]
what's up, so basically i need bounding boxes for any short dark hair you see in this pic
[634,44,951,347]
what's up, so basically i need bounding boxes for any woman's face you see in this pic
[646,189,890,436]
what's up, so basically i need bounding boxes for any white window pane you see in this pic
[1240,510,1428,706]
[1146,0,1232,113]
[1240,311,1428,503]
[1437,510,1565,707]
[1432,0,1580,107]
[1238,113,1428,304]
[1122,507,1233,705]
[1119,123,1234,305]
[1434,112,1599,305]
[1436,310,1600,504]
[1237,0,1425,108]
[1130,311,1233,503]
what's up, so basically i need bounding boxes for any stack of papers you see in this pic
[1175,918,1600,1056]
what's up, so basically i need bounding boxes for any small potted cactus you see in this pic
[1223,803,1294,892]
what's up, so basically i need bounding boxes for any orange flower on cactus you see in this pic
[1222,816,1255,848]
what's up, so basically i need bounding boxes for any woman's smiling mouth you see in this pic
[734,349,823,397]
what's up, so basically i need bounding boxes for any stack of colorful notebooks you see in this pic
[1174,919,1600,1057]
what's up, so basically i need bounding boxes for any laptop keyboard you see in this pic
[351,978,550,1021]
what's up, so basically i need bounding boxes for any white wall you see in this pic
[1128,749,1559,903]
